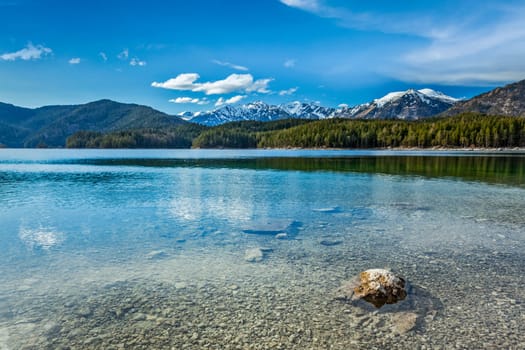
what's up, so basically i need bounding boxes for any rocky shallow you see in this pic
[1,240,524,350]
[1,205,525,350]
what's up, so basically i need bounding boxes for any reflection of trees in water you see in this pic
[86,155,525,187]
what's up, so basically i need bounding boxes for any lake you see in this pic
[1,149,524,349]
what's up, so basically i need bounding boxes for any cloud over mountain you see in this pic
[169,97,209,105]
[152,73,272,95]
[215,95,246,107]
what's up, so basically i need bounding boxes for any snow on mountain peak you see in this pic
[417,88,460,103]
[374,91,406,108]
[373,88,458,108]
[245,100,267,107]
[281,101,305,115]
[177,111,194,120]
[187,88,460,125]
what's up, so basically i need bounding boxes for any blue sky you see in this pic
[1,0,525,114]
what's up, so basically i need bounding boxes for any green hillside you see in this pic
[0,99,187,147]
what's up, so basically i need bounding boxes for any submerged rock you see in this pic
[320,239,343,246]
[243,219,300,235]
[336,269,407,308]
[391,202,432,211]
[244,248,264,263]
[354,269,407,308]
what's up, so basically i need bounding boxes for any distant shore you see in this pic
[258,146,525,153]
[2,146,525,154]
[384,146,525,153]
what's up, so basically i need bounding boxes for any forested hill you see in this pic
[0,99,186,147]
[66,113,525,149]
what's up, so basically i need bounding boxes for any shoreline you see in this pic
[1,146,525,153]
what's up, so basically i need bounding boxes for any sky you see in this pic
[1,0,525,114]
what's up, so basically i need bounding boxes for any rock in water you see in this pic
[353,269,407,308]
[319,239,343,246]
[242,219,301,235]
[244,248,264,262]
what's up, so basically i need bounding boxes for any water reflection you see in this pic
[18,225,64,250]
[166,169,255,223]
[74,155,525,187]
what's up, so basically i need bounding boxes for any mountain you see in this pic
[0,99,186,147]
[189,101,296,126]
[188,89,459,126]
[3,80,522,148]
[342,88,459,120]
[280,101,336,119]
[189,101,335,126]
[443,79,525,117]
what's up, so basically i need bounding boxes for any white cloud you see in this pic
[152,73,272,95]
[215,95,246,107]
[170,97,198,104]
[280,0,320,12]
[284,59,296,68]
[198,75,254,95]
[338,103,349,108]
[215,98,226,107]
[279,87,299,96]
[169,97,209,105]
[130,57,146,66]
[153,73,199,90]
[212,59,249,71]
[392,5,525,85]
[68,57,80,64]
[282,1,525,86]
[0,43,52,61]
[225,95,246,104]
[99,52,108,61]
[118,49,129,60]
[279,0,454,40]
[245,78,273,94]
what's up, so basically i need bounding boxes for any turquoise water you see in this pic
[1,149,524,349]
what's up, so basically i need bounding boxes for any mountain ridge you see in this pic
[0,99,186,147]
[442,79,525,117]
[2,79,525,148]
[186,88,460,126]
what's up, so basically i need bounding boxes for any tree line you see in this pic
[66,124,205,148]
[66,113,525,149]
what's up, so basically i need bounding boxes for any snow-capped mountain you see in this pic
[177,111,195,120]
[189,101,333,126]
[189,101,290,126]
[279,101,336,119]
[187,89,460,126]
[348,89,460,120]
